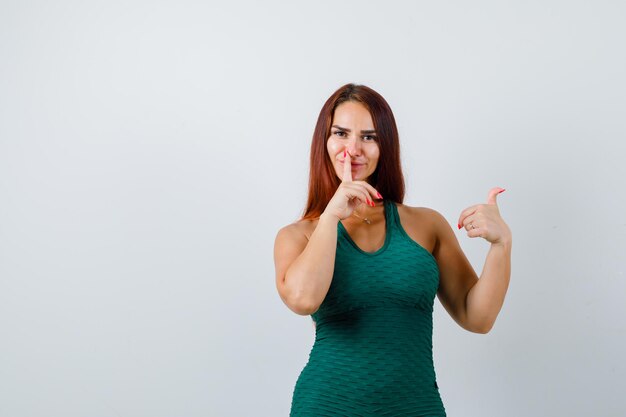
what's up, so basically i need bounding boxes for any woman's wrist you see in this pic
[319,212,340,223]
[491,238,512,250]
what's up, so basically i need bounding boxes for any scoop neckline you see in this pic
[337,200,391,256]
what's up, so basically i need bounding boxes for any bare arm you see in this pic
[435,187,512,333]
[434,211,511,333]
[274,213,340,315]
[274,149,381,316]
[465,240,511,332]
[432,209,480,332]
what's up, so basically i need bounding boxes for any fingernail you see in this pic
[377,192,382,199]
[370,200,375,207]
[366,198,371,206]
[457,223,462,229]
[343,150,346,157]
[498,188,506,194]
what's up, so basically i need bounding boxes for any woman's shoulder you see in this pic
[395,203,448,229]
[276,217,318,242]
[395,202,442,218]
[391,203,447,254]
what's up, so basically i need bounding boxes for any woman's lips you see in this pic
[340,160,365,168]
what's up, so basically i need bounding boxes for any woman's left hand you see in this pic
[457,187,512,245]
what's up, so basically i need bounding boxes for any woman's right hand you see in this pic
[321,150,383,221]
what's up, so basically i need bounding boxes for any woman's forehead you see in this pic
[332,101,374,128]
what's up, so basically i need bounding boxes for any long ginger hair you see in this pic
[300,83,405,221]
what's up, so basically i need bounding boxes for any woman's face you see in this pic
[327,101,380,183]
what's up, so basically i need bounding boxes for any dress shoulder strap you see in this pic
[385,199,400,229]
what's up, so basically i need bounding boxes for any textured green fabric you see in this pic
[290,199,446,416]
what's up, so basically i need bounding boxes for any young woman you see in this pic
[274,83,512,416]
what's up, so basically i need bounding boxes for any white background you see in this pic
[1,1,625,416]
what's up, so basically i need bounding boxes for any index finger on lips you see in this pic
[342,148,352,182]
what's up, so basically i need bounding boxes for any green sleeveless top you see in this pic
[290,199,446,416]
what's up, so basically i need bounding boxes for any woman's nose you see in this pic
[346,137,362,156]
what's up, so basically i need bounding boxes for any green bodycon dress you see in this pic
[290,199,446,416]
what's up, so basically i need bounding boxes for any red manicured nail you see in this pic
[343,149,346,157]
[457,223,462,229]
[498,188,506,194]
[377,192,382,199]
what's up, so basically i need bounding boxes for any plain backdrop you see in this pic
[1,1,625,416]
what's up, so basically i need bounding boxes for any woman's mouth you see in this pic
[341,160,364,168]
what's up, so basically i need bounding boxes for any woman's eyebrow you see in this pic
[331,125,377,134]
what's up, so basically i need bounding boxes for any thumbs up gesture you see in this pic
[457,187,512,245]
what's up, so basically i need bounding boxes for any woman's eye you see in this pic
[332,131,376,141]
